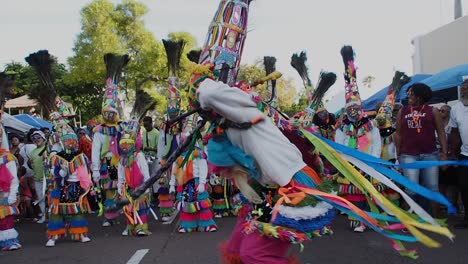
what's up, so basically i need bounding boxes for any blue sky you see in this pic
[1,0,466,112]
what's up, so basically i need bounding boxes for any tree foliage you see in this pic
[3,60,69,116]
[237,63,298,112]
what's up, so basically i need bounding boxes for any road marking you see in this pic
[127,249,149,264]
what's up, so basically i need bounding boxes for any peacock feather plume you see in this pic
[25,50,57,116]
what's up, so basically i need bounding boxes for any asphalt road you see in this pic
[1,212,467,264]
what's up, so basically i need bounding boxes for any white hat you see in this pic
[31,130,46,140]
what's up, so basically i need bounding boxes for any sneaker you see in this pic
[102,221,111,227]
[136,230,148,236]
[81,236,91,243]
[214,214,222,219]
[161,216,170,222]
[36,216,46,224]
[46,239,56,247]
[178,227,187,233]
[162,212,178,224]
[353,225,366,233]
[121,229,129,236]
[204,225,217,232]
[2,244,20,251]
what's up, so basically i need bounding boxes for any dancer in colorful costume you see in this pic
[0,126,20,251]
[169,114,217,232]
[46,106,93,247]
[334,46,385,232]
[190,14,453,262]
[122,1,453,261]
[118,71,158,236]
[91,53,129,226]
[375,71,410,162]
[373,72,410,207]
[0,72,21,251]
[156,39,186,223]
[118,122,151,236]
[283,52,337,176]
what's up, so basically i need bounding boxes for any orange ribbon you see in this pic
[271,181,307,222]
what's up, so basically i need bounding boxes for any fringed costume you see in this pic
[92,123,124,223]
[210,175,233,218]
[334,46,385,231]
[194,75,453,262]
[170,148,217,232]
[156,39,186,222]
[0,148,21,251]
[0,72,21,251]
[47,151,92,245]
[46,110,92,247]
[118,144,151,236]
[374,71,410,206]
[91,53,129,226]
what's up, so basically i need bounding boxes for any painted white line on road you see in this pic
[127,249,150,264]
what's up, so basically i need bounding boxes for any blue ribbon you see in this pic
[315,133,468,168]
[302,131,457,214]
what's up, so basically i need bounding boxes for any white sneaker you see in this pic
[214,214,222,219]
[46,239,56,247]
[102,221,111,227]
[353,226,366,233]
[36,216,46,224]
[81,236,91,243]
[121,229,129,236]
[7,244,19,250]
[161,216,170,222]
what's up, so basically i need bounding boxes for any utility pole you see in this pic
[455,0,463,19]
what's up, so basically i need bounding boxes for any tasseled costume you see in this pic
[335,116,392,228]
[157,121,181,221]
[171,149,217,232]
[210,174,233,218]
[94,124,123,222]
[0,152,21,251]
[118,152,151,236]
[47,152,92,241]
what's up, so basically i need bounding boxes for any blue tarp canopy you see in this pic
[362,74,431,111]
[14,114,53,130]
[362,64,468,111]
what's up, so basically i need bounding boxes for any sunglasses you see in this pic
[32,135,43,140]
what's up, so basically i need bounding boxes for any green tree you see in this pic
[66,0,170,121]
[237,63,298,111]
[3,60,69,116]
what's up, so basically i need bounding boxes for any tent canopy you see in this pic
[14,114,53,130]
[362,64,468,111]
[1,113,34,139]
[362,74,431,111]
[4,95,38,108]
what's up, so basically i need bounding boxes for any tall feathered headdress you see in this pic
[311,71,337,113]
[163,39,185,118]
[102,53,130,120]
[375,71,410,129]
[340,45,361,109]
[187,49,202,64]
[0,72,15,114]
[198,0,253,85]
[291,51,313,90]
[264,56,277,104]
[25,50,58,117]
